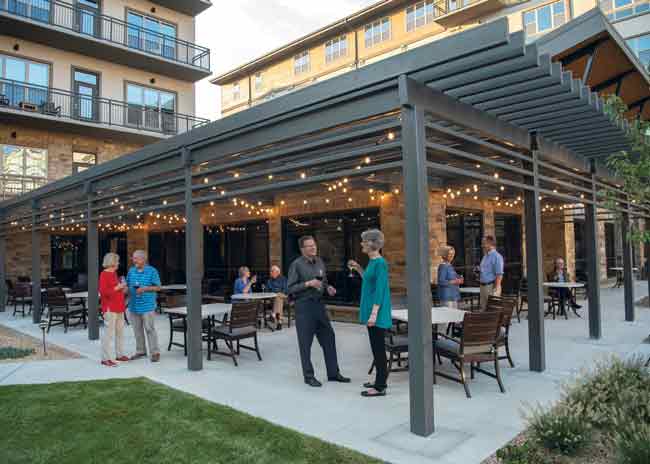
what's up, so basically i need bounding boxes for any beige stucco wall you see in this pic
[0,35,195,116]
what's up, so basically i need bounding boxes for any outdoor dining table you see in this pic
[231,292,278,331]
[543,282,585,318]
[459,287,480,311]
[160,284,187,292]
[391,307,466,325]
[609,267,638,288]
[164,303,232,358]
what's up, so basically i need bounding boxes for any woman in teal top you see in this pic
[348,228,392,397]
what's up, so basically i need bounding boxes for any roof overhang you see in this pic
[149,0,212,17]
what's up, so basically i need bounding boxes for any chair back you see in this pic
[461,311,501,354]
[487,295,517,328]
[15,282,32,298]
[228,301,257,331]
[518,278,528,295]
[46,287,68,309]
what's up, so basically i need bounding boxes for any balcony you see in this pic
[0,0,211,81]
[149,0,212,17]
[433,0,509,27]
[0,78,209,142]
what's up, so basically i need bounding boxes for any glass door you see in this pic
[75,0,100,37]
[73,69,99,121]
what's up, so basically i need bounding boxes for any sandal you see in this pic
[361,388,386,397]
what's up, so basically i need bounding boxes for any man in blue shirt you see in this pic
[479,235,504,311]
[267,265,288,330]
[126,250,162,362]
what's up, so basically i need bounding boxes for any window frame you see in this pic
[522,0,568,38]
[406,0,437,33]
[293,50,311,75]
[254,72,263,92]
[72,151,97,174]
[325,35,348,64]
[232,82,241,101]
[1,144,48,197]
[599,0,650,20]
[364,17,391,48]
[626,33,650,70]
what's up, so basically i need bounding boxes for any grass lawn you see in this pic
[0,378,382,464]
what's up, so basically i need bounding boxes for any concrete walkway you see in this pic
[1,283,649,464]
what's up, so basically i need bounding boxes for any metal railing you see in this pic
[0,78,209,135]
[0,0,211,71]
[0,174,48,200]
[433,0,486,16]
[599,0,650,21]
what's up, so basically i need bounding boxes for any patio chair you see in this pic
[486,295,517,368]
[165,294,188,354]
[46,288,86,333]
[367,329,410,378]
[5,279,16,309]
[207,301,261,366]
[12,282,32,317]
[516,278,555,322]
[433,310,505,399]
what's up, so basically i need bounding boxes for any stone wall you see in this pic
[5,231,50,280]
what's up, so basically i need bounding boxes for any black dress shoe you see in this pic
[572,303,582,309]
[304,377,322,387]
[363,382,375,388]
[328,373,351,383]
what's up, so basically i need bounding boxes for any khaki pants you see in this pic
[131,311,160,355]
[101,311,125,361]
[479,284,495,311]
[272,294,285,318]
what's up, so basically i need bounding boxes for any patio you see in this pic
[1,282,649,464]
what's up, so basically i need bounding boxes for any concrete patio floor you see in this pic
[1,282,650,464]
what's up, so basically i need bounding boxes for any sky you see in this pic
[195,0,379,121]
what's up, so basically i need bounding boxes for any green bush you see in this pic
[615,422,650,464]
[527,405,590,456]
[496,441,549,464]
[0,346,35,360]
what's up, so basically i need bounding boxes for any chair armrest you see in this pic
[436,333,460,343]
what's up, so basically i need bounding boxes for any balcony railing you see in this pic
[0,78,209,135]
[0,174,48,200]
[0,0,210,71]
[433,0,485,16]
[599,0,650,21]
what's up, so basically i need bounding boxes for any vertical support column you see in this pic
[585,161,602,339]
[31,200,42,323]
[621,209,634,321]
[184,148,203,371]
[523,133,545,372]
[0,213,6,313]
[86,185,100,341]
[401,78,433,436]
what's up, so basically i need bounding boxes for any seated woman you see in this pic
[233,266,256,295]
[437,246,463,308]
[548,258,581,310]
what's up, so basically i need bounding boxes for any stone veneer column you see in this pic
[597,217,608,280]
[268,211,282,268]
[563,211,576,279]
[483,207,495,238]
[380,193,406,294]
[6,231,50,280]
[428,192,446,282]
[127,229,149,259]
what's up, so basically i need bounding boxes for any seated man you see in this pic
[266,265,288,330]
[234,266,256,295]
[548,258,581,310]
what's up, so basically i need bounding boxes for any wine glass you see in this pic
[347,259,356,278]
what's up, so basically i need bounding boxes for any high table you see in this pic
[231,293,278,330]
[164,303,232,356]
[609,267,638,288]
[392,307,466,325]
[543,282,585,318]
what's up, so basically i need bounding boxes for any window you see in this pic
[254,72,263,91]
[325,35,348,63]
[72,152,97,174]
[126,83,176,132]
[127,11,177,59]
[1,144,47,197]
[446,209,483,285]
[232,82,240,101]
[4,0,51,23]
[294,50,310,75]
[0,54,49,106]
[406,1,437,32]
[365,17,391,48]
[523,1,567,37]
[627,34,650,71]
[599,0,649,20]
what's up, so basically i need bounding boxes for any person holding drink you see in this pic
[348,229,392,397]
[99,252,128,367]
[437,246,463,308]
[234,266,256,295]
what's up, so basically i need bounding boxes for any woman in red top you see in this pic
[99,252,128,367]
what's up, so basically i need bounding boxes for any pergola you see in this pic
[1,11,649,437]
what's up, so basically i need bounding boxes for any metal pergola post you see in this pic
[31,200,42,323]
[86,186,100,340]
[184,148,203,371]
[401,75,434,437]
[524,133,545,372]
[585,161,602,339]
[0,213,6,313]
[621,210,635,321]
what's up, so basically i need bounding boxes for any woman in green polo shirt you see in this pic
[348,228,392,397]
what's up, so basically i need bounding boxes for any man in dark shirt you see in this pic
[287,235,350,387]
[267,265,288,330]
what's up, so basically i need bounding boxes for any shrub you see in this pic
[496,441,549,464]
[527,404,590,456]
[615,422,650,464]
[0,346,35,360]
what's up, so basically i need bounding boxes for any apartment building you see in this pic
[212,0,649,118]
[0,0,212,200]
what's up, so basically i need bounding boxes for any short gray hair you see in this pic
[132,250,147,260]
[361,229,385,251]
[239,266,250,277]
[439,245,454,259]
[102,252,120,268]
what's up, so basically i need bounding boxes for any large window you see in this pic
[282,209,380,305]
[254,72,263,91]
[446,209,483,285]
[126,82,176,132]
[72,152,97,174]
[495,213,523,292]
[293,50,310,75]
[325,35,348,63]
[406,1,437,32]
[600,0,649,20]
[232,82,240,101]
[627,34,650,71]
[127,10,177,59]
[3,0,51,23]
[364,17,391,48]
[523,1,567,37]
[1,144,47,197]
[0,54,49,106]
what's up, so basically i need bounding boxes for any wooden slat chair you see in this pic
[486,295,517,368]
[208,301,261,366]
[5,279,16,309]
[433,311,505,398]
[13,283,32,317]
[165,294,188,355]
[367,328,410,378]
[46,288,86,333]
[517,278,556,322]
